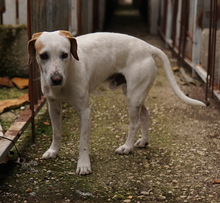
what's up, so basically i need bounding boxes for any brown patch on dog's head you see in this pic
[35,39,44,55]
[59,30,73,38]
[59,30,79,61]
[28,32,43,64]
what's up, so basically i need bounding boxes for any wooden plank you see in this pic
[0,124,3,137]
[0,98,46,163]
[0,109,31,163]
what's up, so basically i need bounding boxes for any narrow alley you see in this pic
[0,1,220,203]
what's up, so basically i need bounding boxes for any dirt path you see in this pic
[1,3,220,203]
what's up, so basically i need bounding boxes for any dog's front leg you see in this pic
[42,100,62,159]
[76,107,92,175]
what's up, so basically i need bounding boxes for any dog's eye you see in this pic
[61,53,68,59]
[40,53,49,60]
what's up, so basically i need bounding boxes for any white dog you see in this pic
[28,31,205,175]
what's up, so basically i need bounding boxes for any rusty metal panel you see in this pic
[28,0,71,33]
[78,0,94,34]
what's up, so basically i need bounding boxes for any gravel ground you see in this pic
[1,3,220,203]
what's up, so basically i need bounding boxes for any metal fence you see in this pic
[158,0,220,101]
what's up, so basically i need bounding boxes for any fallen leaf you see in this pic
[26,188,32,193]
[0,77,14,87]
[18,94,29,101]
[172,66,179,71]
[11,77,29,89]
[212,179,220,184]
[0,94,29,113]
[43,122,50,126]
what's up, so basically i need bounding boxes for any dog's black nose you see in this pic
[51,72,63,86]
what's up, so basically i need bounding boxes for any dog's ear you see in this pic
[59,31,79,61]
[28,32,43,65]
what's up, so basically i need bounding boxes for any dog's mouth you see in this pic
[50,72,63,86]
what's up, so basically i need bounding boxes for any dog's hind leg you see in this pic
[115,83,146,154]
[134,105,150,148]
[115,63,156,154]
[115,104,142,154]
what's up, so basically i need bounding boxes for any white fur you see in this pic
[28,31,205,175]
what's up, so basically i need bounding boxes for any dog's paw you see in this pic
[42,149,58,159]
[115,145,133,154]
[134,139,149,148]
[76,157,92,175]
[76,165,92,175]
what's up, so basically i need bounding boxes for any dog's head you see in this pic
[28,30,79,87]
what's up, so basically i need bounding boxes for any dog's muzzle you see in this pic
[50,71,63,86]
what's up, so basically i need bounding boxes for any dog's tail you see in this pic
[150,45,206,106]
